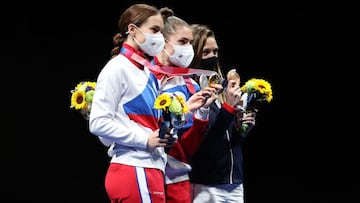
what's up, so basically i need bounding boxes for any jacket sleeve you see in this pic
[177,117,208,157]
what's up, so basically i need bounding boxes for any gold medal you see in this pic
[208,73,222,86]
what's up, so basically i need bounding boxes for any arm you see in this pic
[89,57,157,150]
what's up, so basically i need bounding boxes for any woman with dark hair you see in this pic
[189,24,257,203]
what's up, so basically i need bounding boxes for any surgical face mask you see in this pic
[200,56,218,70]
[165,44,194,68]
[133,27,165,56]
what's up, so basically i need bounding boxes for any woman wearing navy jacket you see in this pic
[189,24,257,203]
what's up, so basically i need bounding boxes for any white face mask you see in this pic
[133,27,165,56]
[165,44,194,68]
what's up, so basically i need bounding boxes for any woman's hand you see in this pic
[203,84,223,108]
[224,79,242,108]
[236,110,257,134]
[186,85,222,112]
[147,129,168,151]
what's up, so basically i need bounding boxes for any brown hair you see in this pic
[159,7,191,41]
[110,4,160,58]
[189,24,223,77]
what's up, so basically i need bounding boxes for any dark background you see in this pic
[5,0,359,202]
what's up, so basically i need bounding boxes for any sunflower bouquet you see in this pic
[154,92,189,139]
[70,81,96,120]
[239,78,273,132]
[240,78,273,110]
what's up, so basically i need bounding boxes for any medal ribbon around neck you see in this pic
[123,49,217,77]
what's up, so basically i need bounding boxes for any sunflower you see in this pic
[84,81,96,90]
[154,93,172,111]
[71,90,87,110]
[241,78,273,103]
[70,81,96,119]
[154,92,189,115]
[175,95,188,113]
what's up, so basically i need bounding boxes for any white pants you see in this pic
[191,183,244,203]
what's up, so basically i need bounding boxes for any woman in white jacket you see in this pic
[89,4,168,203]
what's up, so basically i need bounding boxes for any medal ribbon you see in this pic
[123,49,216,76]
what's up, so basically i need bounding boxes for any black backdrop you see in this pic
[5,0,359,202]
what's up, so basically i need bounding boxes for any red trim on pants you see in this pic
[105,163,165,203]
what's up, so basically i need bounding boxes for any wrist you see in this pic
[194,107,209,120]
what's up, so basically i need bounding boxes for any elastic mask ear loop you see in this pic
[126,23,137,35]
[163,48,171,57]
[129,24,142,46]
[163,38,174,57]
